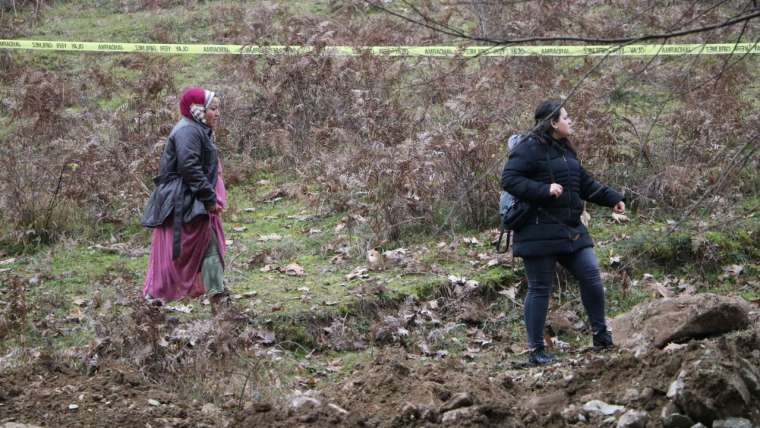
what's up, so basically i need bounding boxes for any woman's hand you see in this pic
[613,201,625,214]
[207,203,224,214]
[549,183,564,198]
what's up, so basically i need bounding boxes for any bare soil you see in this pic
[3,319,758,427]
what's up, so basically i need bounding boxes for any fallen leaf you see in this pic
[346,266,368,280]
[650,283,674,298]
[498,287,518,302]
[722,264,744,277]
[165,304,193,313]
[463,237,481,246]
[448,275,466,285]
[611,212,629,223]
[258,234,282,242]
[367,249,384,268]
[285,263,305,276]
[663,343,687,353]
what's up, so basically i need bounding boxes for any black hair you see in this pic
[532,99,564,136]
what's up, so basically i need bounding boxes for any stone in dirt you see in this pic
[439,391,474,412]
[289,394,322,411]
[2,424,44,428]
[441,406,478,424]
[712,417,754,428]
[609,293,752,356]
[616,409,649,428]
[665,344,760,425]
[582,399,626,416]
[526,390,568,411]
[661,401,694,428]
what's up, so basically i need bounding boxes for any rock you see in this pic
[2,424,44,428]
[666,356,760,424]
[666,370,686,399]
[399,403,420,422]
[441,407,478,424]
[712,417,754,428]
[609,294,751,356]
[561,404,582,423]
[201,403,222,417]
[440,392,474,412]
[527,390,568,411]
[660,403,694,428]
[289,393,321,411]
[616,409,649,428]
[583,399,626,416]
[298,411,319,423]
[327,403,349,415]
[622,388,640,404]
[420,407,439,423]
[547,309,583,333]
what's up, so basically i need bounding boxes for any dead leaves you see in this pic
[637,273,698,299]
[285,263,305,277]
[259,263,306,276]
[611,212,629,223]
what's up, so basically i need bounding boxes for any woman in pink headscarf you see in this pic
[141,87,228,312]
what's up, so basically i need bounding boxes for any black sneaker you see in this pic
[528,349,557,365]
[592,330,614,351]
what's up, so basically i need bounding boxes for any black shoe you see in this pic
[528,349,557,365]
[592,330,614,351]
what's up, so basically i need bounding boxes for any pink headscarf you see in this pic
[179,87,215,124]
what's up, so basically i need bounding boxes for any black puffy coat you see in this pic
[501,133,623,258]
[141,117,219,258]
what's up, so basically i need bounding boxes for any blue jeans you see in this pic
[523,247,607,351]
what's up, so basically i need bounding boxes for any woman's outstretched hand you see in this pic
[207,203,224,214]
[549,183,564,198]
[613,201,625,214]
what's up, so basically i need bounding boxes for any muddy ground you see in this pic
[2,287,759,428]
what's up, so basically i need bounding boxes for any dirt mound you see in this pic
[258,329,760,427]
[0,359,219,428]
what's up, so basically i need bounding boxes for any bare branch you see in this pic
[364,0,760,46]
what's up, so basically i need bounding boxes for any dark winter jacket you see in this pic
[501,133,623,258]
[141,117,219,258]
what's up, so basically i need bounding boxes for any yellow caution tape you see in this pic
[1,39,758,57]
